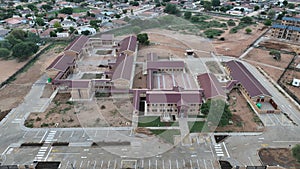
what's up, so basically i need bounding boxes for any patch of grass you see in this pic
[188,121,205,133]
[150,129,180,144]
[138,116,179,127]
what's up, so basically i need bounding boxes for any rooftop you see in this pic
[197,73,226,100]
[147,61,185,70]
[65,35,89,53]
[46,54,75,72]
[119,35,137,53]
[226,60,271,98]
[112,54,134,81]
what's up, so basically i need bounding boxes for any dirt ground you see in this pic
[25,93,80,128]
[259,65,284,82]
[26,93,133,128]
[244,48,294,69]
[0,44,66,111]
[213,23,266,57]
[0,60,27,83]
[132,64,147,89]
[259,148,300,169]
[135,29,213,60]
[41,84,54,98]
[259,40,297,53]
[205,61,223,74]
[281,70,300,101]
[216,89,264,132]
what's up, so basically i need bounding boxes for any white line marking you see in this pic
[64,161,69,169]
[40,131,48,143]
[100,160,103,169]
[204,160,208,169]
[169,160,171,169]
[70,131,74,137]
[223,142,230,158]
[197,159,199,169]
[44,147,53,161]
[190,159,193,169]
[108,160,111,169]
[93,161,97,169]
[79,161,83,169]
[162,159,165,169]
[176,159,179,169]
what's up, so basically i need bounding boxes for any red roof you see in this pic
[65,35,89,53]
[146,89,202,105]
[197,73,226,99]
[70,80,90,88]
[46,54,75,72]
[147,53,158,61]
[119,35,137,53]
[112,54,134,81]
[147,61,185,70]
[226,60,271,98]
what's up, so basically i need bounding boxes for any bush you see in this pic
[204,29,224,38]
[0,48,10,59]
[227,19,236,26]
[292,144,300,162]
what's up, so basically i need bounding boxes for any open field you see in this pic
[244,48,294,69]
[0,43,67,111]
[216,89,264,132]
[259,148,300,169]
[0,60,27,84]
[259,65,284,82]
[280,70,300,101]
[213,23,266,57]
[25,94,133,128]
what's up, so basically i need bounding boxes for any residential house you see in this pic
[61,20,77,29]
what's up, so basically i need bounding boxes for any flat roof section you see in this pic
[152,73,198,90]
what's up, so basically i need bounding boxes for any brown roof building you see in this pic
[226,60,271,98]
[197,73,226,100]
[118,35,137,54]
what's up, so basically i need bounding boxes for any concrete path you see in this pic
[178,118,191,146]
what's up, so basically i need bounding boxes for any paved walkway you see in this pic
[178,118,191,146]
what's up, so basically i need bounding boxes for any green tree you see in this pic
[240,16,253,24]
[264,19,272,26]
[41,4,53,11]
[89,20,101,29]
[269,50,281,61]
[212,0,220,7]
[50,31,57,37]
[53,21,61,28]
[27,4,38,12]
[191,16,199,22]
[201,99,232,127]
[268,10,276,19]
[115,14,121,19]
[184,11,192,19]
[122,9,127,14]
[81,30,90,35]
[283,0,288,6]
[245,28,252,34]
[0,48,10,59]
[12,42,38,62]
[203,1,212,11]
[164,3,180,15]
[16,5,23,10]
[35,17,45,26]
[227,19,236,26]
[254,5,259,11]
[69,26,75,34]
[137,33,150,45]
[287,3,295,9]
[292,144,300,162]
[60,7,73,15]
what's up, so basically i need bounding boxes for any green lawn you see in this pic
[138,116,179,127]
[188,121,205,133]
[150,129,180,144]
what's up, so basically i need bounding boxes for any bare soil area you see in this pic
[26,93,133,128]
[244,48,294,69]
[213,23,266,57]
[281,70,300,101]
[25,93,80,128]
[259,65,284,82]
[132,64,147,89]
[41,84,54,98]
[0,60,26,83]
[205,61,223,74]
[259,148,300,169]
[0,44,66,111]
[216,89,264,132]
[260,40,295,53]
